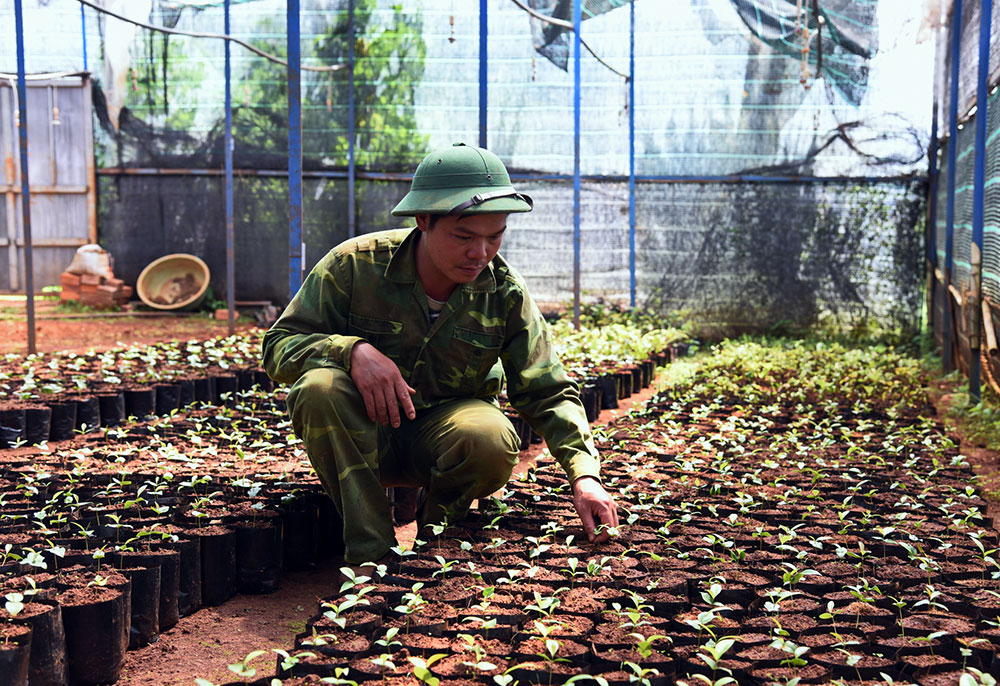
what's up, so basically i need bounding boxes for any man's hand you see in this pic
[572,476,619,544]
[350,342,416,428]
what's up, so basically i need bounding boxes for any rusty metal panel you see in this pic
[0,76,94,293]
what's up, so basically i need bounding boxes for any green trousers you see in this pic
[286,367,521,563]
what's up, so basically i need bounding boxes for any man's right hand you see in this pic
[350,342,417,428]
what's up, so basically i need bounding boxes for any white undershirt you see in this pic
[427,294,447,322]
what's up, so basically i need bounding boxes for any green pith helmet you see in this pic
[391,142,533,217]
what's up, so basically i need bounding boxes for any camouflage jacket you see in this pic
[262,228,600,484]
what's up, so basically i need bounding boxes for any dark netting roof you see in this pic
[525,0,877,106]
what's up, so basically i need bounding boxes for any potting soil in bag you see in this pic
[97,392,125,427]
[119,566,161,649]
[24,406,51,445]
[0,623,32,686]
[194,526,236,606]
[253,369,274,392]
[112,548,179,631]
[46,402,77,442]
[177,378,196,407]
[58,586,129,685]
[72,397,100,433]
[192,376,216,403]
[0,408,26,448]
[153,383,181,415]
[234,521,284,594]
[281,502,321,571]
[123,388,155,419]
[211,374,238,403]
[175,535,202,616]
[10,601,68,686]
[236,369,255,391]
[598,373,619,410]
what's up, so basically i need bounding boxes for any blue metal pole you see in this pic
[80,2,88,72]
[943,0,963,372]
[288,0,303,298]
[14,0,35,355]
[479,0,488,148]
[573,0,581,329]
[970,0,992,403]
[628,0,636,310]
[225,0,235,335]
[927,102,939,332]
[347,0,356,238]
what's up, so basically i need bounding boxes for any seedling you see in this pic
[913,584,949,613]
[408,653,447,686]
[393,582,427,633]
[320,595,369,630]
[455,633,498,676]
[629,632,669,659]
[684,635,738,686]
[224,649,268,679]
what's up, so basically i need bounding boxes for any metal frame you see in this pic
[80,3,88,72]
[943,0,964,373]
[14,0,35,354]
[970,0,993,403]
[479,0,488,149]
[628,0,636,309]
[348,0,357,239]
[572,0,582,329]
[1,0,937,357]
[225,0,235,335]
[287,0,303,299]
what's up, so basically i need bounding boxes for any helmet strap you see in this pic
[448,190,533,214]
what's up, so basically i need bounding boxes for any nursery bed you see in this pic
[3,335,997,686]
[0,327,677,686]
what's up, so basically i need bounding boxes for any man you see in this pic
[262,142,618,564]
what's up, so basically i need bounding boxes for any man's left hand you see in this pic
[572,476,619,544]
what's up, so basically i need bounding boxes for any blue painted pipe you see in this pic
[225,0,235,334]
[927,102,939,331]
[97,167,922,186]
[81,2,88,72]
[573,0,581,329]
[348,0,356,239]
[288,0,303,298]
[479,0,488,148]
[970,0,992,403]
[943,0,963,372]
[628,0,636,310]
[14,0,35,354]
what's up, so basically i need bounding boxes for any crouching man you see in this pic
[262,143,618,564]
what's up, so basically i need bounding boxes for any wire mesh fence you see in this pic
[931,0,1000,396]
[1,0,932,336]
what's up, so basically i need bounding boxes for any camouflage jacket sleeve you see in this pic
[502,288,601,485]
[261,250,364,386]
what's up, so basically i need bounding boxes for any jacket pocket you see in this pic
[348,314,404,360]
[453,326,504,382]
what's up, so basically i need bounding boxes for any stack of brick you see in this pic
[60,272,132,308]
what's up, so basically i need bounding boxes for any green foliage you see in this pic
[313,0,428,169]
[549,302,691,369]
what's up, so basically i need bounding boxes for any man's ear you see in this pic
[415,214,430,232]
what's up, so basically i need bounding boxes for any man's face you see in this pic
[415,213,508,294]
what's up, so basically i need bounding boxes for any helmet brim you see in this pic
[391,186,533,217]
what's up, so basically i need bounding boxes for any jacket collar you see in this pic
[384,227,499,294]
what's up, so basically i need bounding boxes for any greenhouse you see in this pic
[0,1,998,685]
